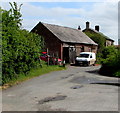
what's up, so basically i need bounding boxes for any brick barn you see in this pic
[31,22,98,63]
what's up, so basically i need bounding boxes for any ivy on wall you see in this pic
[84,31,106,53]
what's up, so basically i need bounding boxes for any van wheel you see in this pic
[75,61,79,66]
[93,61,96,66]
[87,61,90,66]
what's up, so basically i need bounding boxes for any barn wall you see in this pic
[32,23,62,59]
[75,44,97,56]
[31,23,98,63]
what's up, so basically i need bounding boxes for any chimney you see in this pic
[95,25,99,32]
[86,21,90,29]
[78,26,81,30]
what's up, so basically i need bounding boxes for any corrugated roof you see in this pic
[42,22,98,45]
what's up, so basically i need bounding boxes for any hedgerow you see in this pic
[99,46,120,77]
[2,2,44,84]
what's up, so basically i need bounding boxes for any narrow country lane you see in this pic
[2,65,118,111]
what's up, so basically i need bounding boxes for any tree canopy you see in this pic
[2,2,44,84]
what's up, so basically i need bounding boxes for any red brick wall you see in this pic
[32,23,62,59]
[106,40,114,46]
[75,44,97,56]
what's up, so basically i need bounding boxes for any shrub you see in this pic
[2,3,44,84]
[99,46,120,77]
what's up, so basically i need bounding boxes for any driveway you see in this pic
[2,65,119,111]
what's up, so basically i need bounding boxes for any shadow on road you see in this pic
[90,82,120,87]
[86,69,100,75]
[86,69,119,78]
[70,63,90,67]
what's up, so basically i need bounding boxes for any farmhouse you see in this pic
[31,22,98,63]
[83,22,114,46]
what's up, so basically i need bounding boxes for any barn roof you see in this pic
[41,22,98,45]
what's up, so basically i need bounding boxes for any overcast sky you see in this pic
[1,1,119,44]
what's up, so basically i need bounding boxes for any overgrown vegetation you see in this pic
[2,61,66,89]
[2,2,45,85]
[99,46,120,77]
[84,31,120,77]
[0,6,2,85]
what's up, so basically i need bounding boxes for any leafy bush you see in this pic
[114,70,120,77]
[2,3,44,84]
[99,46,120,77]
[96,52,103,64]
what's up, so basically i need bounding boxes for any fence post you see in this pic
[47,48,49,66]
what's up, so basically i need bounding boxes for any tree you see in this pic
[2,2,44,84]
[0,7,2,85]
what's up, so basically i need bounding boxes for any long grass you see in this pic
[2,62,66,89]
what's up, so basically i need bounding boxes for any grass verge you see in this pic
[1,63,66,89]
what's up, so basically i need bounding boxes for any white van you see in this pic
[75,52,96,66]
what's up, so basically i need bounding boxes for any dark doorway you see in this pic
[63,47,69,63]
[69,47,76,64]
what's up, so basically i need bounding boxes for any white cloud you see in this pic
[87,2,118,44]
[1,2,11,10]
[20,3,85,18]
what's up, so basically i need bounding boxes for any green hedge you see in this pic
[2,3,44,84]
[99,46,120,77]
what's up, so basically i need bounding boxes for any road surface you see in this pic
[2,65,119,111]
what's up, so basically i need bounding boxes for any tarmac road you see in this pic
[2,65,119,111]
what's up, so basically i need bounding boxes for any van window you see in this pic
[90,55,92,58]
[79,54,89,58]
